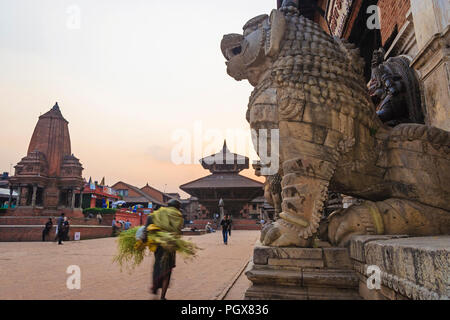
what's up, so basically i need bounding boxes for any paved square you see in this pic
[0,230,258,300]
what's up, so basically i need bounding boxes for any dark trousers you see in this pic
[42,229,50,241]
[222,229,228,244]
[152,246,175,293]
[57,231,63,244]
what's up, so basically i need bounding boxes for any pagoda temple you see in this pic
[180,141,264,218]
[8,103,84,217]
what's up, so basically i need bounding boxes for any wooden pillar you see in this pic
[90,196,96,208]
[71,189,76,209]
[31,185,37,208]
[79,191,83,209]
[8,187,13,208]
[17,187,22,207]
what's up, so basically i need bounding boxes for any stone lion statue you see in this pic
[221,5,450,247]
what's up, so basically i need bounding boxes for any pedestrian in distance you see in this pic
[220,214,232,245]
[97,213,103,225]
[56,213,65,245]
[205,222,215,233]
[42,218,53,241]
[112,216,118,236]
[62,217,70,241]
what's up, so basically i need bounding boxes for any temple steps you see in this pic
[0,216,113,226]
[0,225,113,242]
[0,213,114,242]
[187,219,263,231]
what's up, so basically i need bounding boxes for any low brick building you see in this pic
[111,181,166,209]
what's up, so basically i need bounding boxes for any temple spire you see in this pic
[222,140,229,153]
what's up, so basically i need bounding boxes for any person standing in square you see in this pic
[220,215,232,245]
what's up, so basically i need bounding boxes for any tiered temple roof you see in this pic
[180,141,263,217]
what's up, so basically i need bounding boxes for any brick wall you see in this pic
[378,0,411,45]
[115,211,144,227]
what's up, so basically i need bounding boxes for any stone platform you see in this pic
[350,235,450,300]
[245,236,450,300]
[8,207,84,217]
[190,219,262,231]
[0,224,112,241]
[0,209,114,242]
[244,241,360,300]
[182,228,206,236]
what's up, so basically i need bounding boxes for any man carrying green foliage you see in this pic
[145,199,183,300]
[113,199,198,300]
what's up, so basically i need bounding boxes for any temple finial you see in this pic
[222,140,230,153]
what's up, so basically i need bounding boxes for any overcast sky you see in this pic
[0,0,276,196]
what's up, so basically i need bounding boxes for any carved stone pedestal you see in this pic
[350,235,450,300]
[244,242,360,300]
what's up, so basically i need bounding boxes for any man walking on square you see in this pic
[42,218,53,241]
[146,199,183,300]
[56,213,65,245]
[220,215,232,245]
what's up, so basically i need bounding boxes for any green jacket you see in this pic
[147,206,183,235]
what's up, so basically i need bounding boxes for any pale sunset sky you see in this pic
[0,0,277,197]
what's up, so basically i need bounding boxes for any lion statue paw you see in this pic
[260,220,313,247]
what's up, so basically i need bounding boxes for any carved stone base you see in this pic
[350,235,450,300]
[244,242,361,300]
[8,207,84,218]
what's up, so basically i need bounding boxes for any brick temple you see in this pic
[8,103,85,217]
[0,103,111,241]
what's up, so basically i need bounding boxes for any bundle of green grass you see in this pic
[113,226,199,271]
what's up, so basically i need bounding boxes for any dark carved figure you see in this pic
[368,48,425,126]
